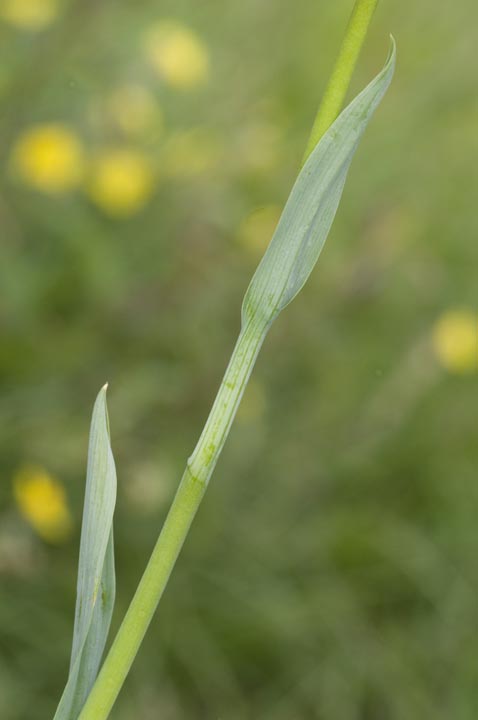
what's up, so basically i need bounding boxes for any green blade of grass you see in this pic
[53,385,117,720]
[77,39,396,720]
[303,0,380,162]
[242,38,396,329]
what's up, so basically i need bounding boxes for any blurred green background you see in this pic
[1,0,477,718]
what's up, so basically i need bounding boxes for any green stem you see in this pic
[78,4,379,717]
[78,318,269,720]
[303,0,379,163]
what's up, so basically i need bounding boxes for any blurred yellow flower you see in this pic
[237,205,282,256]
[11,124,85,193]
[13,466,73,543]
[432,309,477,374]
[163,129,219,178]
[144,20,210,89]
[0,0,59,31]
[108,84,162,137]
[87,148,154,217]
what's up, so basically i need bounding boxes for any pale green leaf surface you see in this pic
[242,39,396,328]
[54,386,117,720]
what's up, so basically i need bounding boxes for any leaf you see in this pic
[242,39,396,328]
[53,385,117,720]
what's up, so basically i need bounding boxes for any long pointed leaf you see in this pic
[54,386,117,720]
[242,39,396,327]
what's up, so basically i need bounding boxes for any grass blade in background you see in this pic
[53,385,117,720]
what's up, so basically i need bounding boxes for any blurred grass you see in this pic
[0,0,477,718]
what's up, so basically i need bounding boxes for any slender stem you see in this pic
[302,0,379,163]
[78,318,269,720]
[78,4,380,717]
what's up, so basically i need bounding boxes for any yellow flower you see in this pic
[11,124,85,193]
[144,20,210,90]
[237,205,282,256]
[107,84,162,137]
[0,0,59,31]
[13,466,73,543]
[432,309,478,374]
[87,148,155,217]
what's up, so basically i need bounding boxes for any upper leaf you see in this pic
[242,39,396,328]
[54,386,117,720]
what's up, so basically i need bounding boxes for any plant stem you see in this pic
[78,4,380,717]
[303,0,379,163]
[78,318,269,720]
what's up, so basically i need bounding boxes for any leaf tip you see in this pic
[387,34,397,67]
